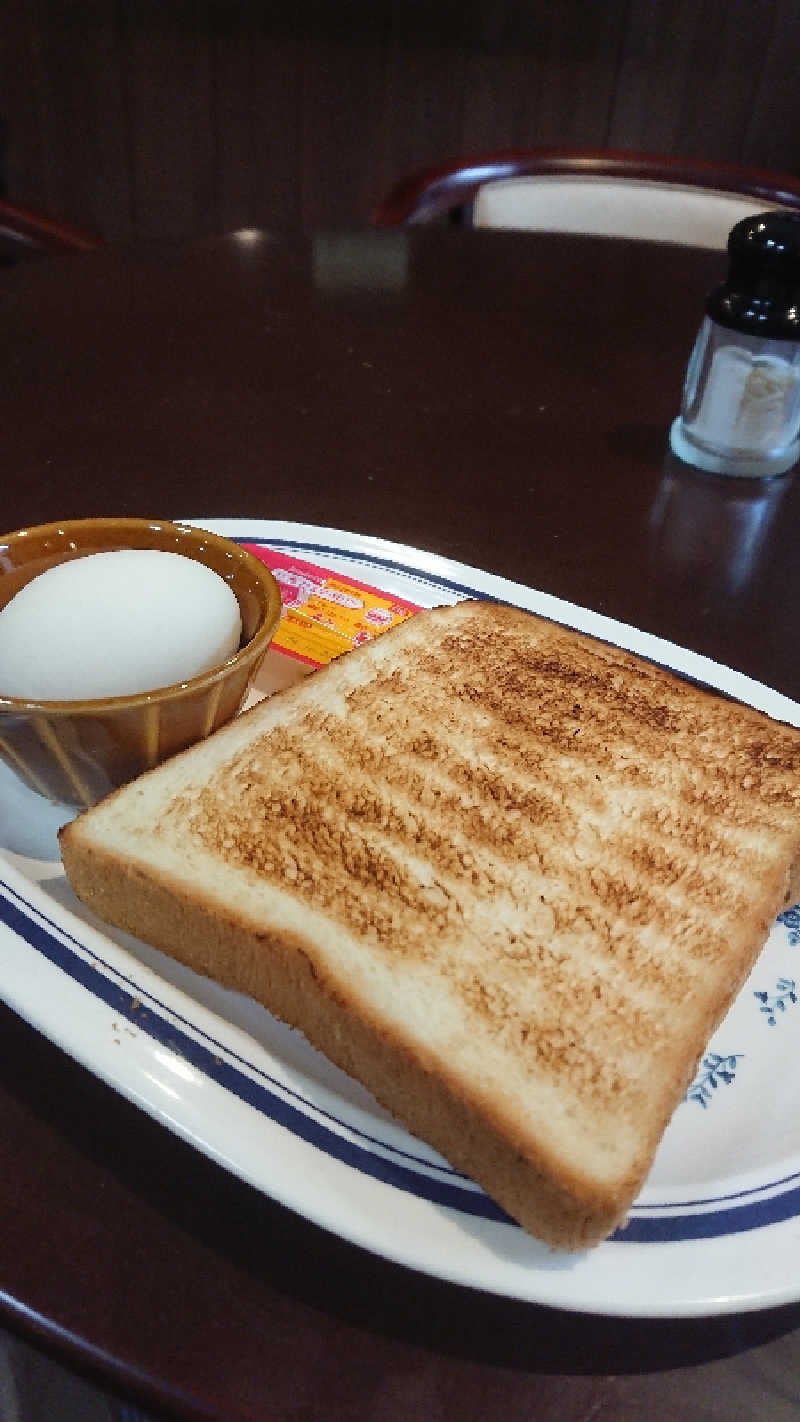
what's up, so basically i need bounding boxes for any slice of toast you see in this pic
[59,600,800,1248]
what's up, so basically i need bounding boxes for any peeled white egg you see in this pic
[0,549,243,701]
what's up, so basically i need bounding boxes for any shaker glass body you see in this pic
[671,317,800,476]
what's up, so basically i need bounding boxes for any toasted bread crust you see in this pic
[60,601,800,1248]
[60,830,636,1246]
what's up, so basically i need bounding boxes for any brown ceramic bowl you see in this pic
[0,517,282,807]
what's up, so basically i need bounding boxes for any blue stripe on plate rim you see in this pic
[245,535,489,602]
[0,872,472,1186]
[3,531,799,1247]
[4,868,800,1246]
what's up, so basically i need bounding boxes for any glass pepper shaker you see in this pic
[670,210,800,477]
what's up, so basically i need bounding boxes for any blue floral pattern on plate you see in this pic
[777,904,800,945]
[686,1053,743,1108]
[754,977,797,1026]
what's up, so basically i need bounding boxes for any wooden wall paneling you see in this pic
[1,1,123,232]
[207,0,251,234]
[0,0,48,208]
[377,0,628,215]
[25,0,132,241]
[4,0,800,246]
[666,0,776,165]
[529,0,629,148]
[458,0,628,155]
[119,0,216,240]
[607,0,706,155]
[371,1,471,219]
[742,0,800,173]
[247,8,302,233]
[72,0,132,242]
[298,1,393,226]
[456,5,552,155]
[212,2,303,235]
[16,0,60,214]
[376,0,628,217]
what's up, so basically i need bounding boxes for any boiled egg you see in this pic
[0,549,242,701]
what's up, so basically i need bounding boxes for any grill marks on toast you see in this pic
[60,600,800,1245]
[168,610,800,1117]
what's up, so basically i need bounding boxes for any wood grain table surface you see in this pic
[2,225,800,1421]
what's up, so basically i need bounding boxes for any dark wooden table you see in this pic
[2,226,800,1421]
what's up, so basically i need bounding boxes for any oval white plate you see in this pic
[2,518,800,1319]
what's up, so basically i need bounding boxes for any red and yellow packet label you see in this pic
[243,544,420,669]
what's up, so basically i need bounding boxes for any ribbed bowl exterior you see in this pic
[0,518,281,807]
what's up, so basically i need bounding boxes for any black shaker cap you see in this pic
[706,210,800,340]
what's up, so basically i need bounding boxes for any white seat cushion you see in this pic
[473,175,784,249]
